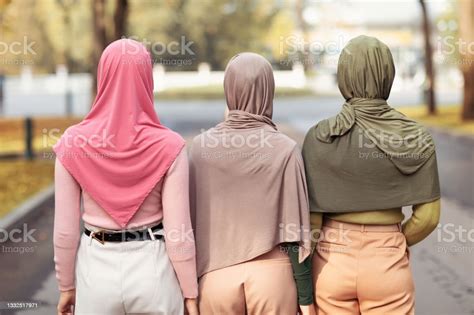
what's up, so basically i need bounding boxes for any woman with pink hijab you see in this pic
[53,39,198,315]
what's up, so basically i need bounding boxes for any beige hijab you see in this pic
[190,53,311,277]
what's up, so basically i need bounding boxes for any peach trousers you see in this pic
[313,219,414,315]
[198,246,298,315]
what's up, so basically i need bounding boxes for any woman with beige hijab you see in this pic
[190,53,315,315]
[303,36,441,314]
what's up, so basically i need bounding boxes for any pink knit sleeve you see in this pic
[53,158,82,291]
[162,149,198,298]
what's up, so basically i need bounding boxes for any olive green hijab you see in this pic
[317,35,435,175]
[303,36,440,212]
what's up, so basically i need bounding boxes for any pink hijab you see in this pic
[53,39,185,227]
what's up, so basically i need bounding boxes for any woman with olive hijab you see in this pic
[190,53,314,314]
[302,36,441,314]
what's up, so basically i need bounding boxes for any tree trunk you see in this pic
[91,0,108,96]
[294,0,309,70]
[295,0,307,36]
[419,0,436,115]
[462,69,474,119]
[113,0,128,40]
[459,0,474,120]
[0,0,12,115]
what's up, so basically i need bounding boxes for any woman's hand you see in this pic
[184,298,199,315]
[299,303,316,315]
[57,289,75,315]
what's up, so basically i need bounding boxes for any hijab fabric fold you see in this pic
[316,98,435,174]
[190,53,311,277]
[53,39,185,227]
[315,36,435,175]
[303,36,440,212]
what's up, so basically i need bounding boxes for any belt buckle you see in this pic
[91,230,105,245]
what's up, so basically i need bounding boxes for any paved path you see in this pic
[0,101,472,314]
[0,196,55,315]
[407,198,474,315]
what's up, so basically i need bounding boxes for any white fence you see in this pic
[3,64,307,117]
[153,63,307,91]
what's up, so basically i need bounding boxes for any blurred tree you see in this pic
[1,0,55,73]
[294,0,307,36]
[1,0,287,74]
[113,0,128,39]
[90,0,128,94]
[0,0,12,22]
[157,0,196,70]
[0,0,12,76]
[56,0,77,73]
[184,0,279,70]
[264,8,295,69]
[435,2,459,67]
[294,0,311,70]
[0,0,9,115]
[419,0,437,115]
[37,0,92,73]
[128,0,281,71]
[1,0,92,74]
[459,0,474,120]
[91,0,107,93]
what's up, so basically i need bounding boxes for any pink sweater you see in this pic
[53,149,198,298]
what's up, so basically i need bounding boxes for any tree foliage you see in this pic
[1,0,287,74]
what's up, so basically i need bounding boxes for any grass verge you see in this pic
[0,159,54,218]
[398,105,474,136]
[0,117,79,217]
[0,117,81,155]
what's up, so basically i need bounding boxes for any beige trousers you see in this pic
[313,219,414,315]
[75,233,184,315]
[199,246,298,315]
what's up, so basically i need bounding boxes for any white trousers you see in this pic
[75,233,184,315]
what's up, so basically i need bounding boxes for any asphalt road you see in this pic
[0,196,55,315]
[0,96,472,315]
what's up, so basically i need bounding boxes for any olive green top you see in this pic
[302,36,440,213]
[303,124,440,213]
[310,198,441,248]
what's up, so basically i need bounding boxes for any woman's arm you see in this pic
[402,198,441,246]
[286,243,314,306]
[162,149,198,299]
[53,158,82,291]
